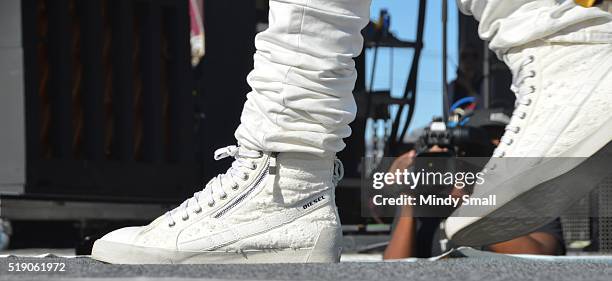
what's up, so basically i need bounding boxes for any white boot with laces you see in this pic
[445,41,612,246]
[91,145,344,264]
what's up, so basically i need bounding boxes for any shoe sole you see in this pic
[447,118,612,246]
[90,227,341,264]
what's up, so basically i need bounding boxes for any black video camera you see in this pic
[415,115,498,157]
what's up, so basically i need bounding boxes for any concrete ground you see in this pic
[1,249,612,281]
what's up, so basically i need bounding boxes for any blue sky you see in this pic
[366,0,459,132]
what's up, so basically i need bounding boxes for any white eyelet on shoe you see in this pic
[529,86,536,94]
[208,201,215,207]
[506,125,520,134]
[182,215,189,221]
[168,222,176,227]
[220,193,227,200]
[232,184,239,191]
[528,55,535,63]
[194,207,202,214]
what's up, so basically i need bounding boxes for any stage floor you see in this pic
[1,250,612,281]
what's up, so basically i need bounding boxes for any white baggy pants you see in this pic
[235,0,612,157]
[458,0,612,57]
[234,0,371,157]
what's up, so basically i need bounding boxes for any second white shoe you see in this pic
[91,145,344,264]
[445,41,612,246]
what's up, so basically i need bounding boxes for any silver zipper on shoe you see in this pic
[213,157,270,218]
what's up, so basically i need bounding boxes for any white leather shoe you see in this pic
[91,145,343,264]
[446,41,612,246]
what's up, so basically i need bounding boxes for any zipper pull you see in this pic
[332,157,344,186]
[268,152,279,175]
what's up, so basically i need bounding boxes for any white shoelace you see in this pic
[492,55,537,158]
[166,145,262,227]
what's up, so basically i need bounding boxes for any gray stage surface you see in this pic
[1,250,612,281]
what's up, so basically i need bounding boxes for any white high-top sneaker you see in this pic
[445,41,612,246]
[91,145,344,264]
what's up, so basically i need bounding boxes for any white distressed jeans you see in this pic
[235,0,612,156]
